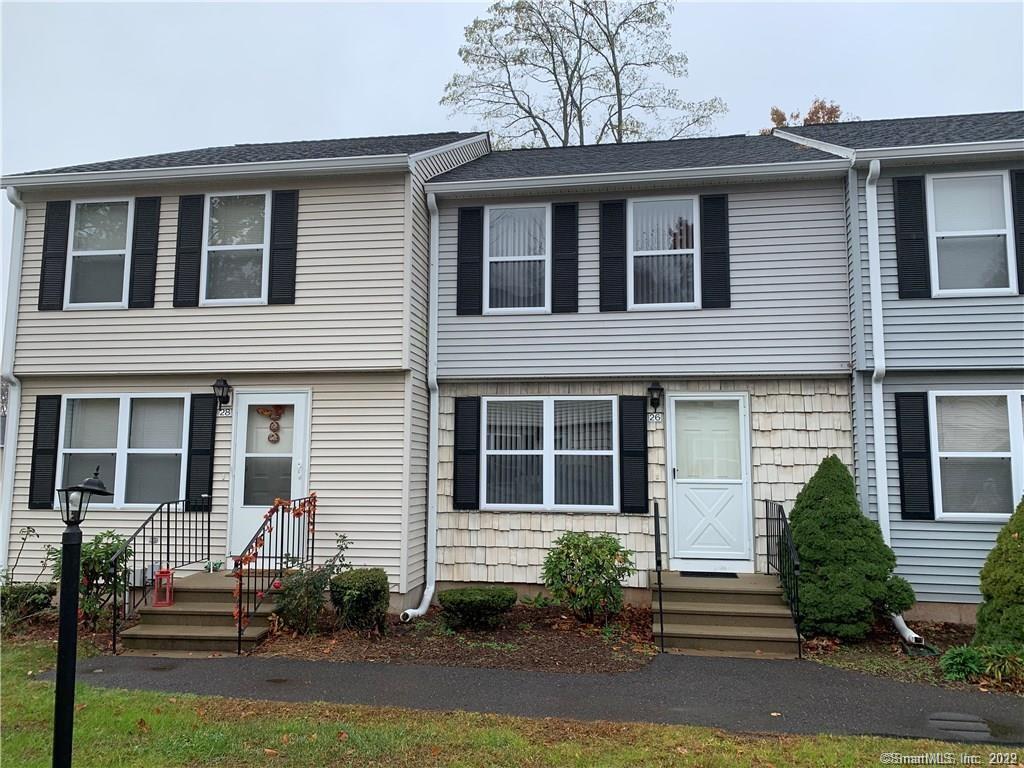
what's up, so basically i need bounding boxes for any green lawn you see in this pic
[0,640,1003,768]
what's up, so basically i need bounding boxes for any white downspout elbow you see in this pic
[1,185,26,574]
[864,160,923,646]
[401,191,441,622]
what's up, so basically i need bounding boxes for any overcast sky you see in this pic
[2,1,1022,343]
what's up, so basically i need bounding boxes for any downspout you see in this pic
[864,159,923,646]
[401,191,440,622]
[1,185,25,573]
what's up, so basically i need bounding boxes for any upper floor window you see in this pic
[201,192,270,305]
[628,197,700,309]
[484,205,550,313]
[930,391,1024,522]
[65,199,134,308]
[927,172,1017,296]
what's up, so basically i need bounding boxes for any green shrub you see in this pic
[541,532,636,624]
[978,642,1024,685]
[0,582,56,629]
[48,530,131,629]
[940,645,984,682]
[974,497,1024,646]
[330,568,389,631]
[437,586,517,629]
[275,534,352,635]
[789,455,915,641]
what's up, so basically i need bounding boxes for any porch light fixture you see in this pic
[647,383,665,413]
[57,468,112,527]
[212,378,232,406]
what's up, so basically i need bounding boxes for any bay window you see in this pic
[57,394,188,507]
[484,205,550,312]
[201,192,270,304]
[65,199,134,307]
[629,197,700,308]
[481,396,617,511]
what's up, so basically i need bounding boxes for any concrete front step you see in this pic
[653,600,796,630]
[651,573,787,607]
[120,624,269,653]
[655,623,800,657]
[138,601,276,628]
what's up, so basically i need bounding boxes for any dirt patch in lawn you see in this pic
[256,605,657,674]
[804,621,1022,696]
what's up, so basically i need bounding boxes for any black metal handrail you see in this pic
[109,496,212,653]
[765,499,802,659]
[652,500,665,653]
[233,494,316,655]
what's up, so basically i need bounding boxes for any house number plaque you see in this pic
[647,412,663,424]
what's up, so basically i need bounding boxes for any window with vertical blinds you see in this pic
[485,205,549,311]
[629,197,699,307]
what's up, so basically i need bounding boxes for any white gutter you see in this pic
[401,190,441,622]
[1,186,25,573]
[864,159,923,646]
[773,131,1024,165]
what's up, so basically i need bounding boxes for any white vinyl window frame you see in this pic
[54,393,190,510]
[925,170,1018,298]
[199,190,272,307]
[482,202,552,315]
[479,395,619,513]
[63,197,135,310]
[928,390,1024,523]
[627,195,702,311]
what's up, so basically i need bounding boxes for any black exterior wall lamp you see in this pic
[647,382,665,413]
[212,378,232,407]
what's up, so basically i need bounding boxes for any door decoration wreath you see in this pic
[255,405,285,444]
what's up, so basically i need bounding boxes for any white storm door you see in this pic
[229,391,309,555]
[669,396,753,568]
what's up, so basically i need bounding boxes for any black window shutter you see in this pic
[453,397,481,509]
[551,202,579,313]
[618,395,648,514]
[185,394,217,503]
[893,177,931,299]
[128,196,161,308]
[599,200,627,312]
[700,194,730,308]
[269,190,299,304]
[456,207,484,315]
[28,395,62,509]
[38,201,71,311]
[173,195,205,307]
[1011,170,1024,294]
[894,392,934,520]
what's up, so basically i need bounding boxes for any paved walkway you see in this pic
[67,653,1023,743]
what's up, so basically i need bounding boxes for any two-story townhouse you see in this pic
[0,131,490,616]
[775,112,1024,623]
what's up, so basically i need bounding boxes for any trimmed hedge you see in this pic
[974,497,1024,646]
[437,586,517,629]
[330,568,389,631]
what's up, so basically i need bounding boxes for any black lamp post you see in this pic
[53,469,111,768]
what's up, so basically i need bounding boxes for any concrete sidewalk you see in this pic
[66,653,1023,744]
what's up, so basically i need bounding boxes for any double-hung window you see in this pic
[201,192,271,305]
[57,394,189,508]
[926,171,1017,296]
[628,197,700,308]
[929,391,1024,521]
[484,204,550,313]
[65,199,134,308]
[481,396,618,512]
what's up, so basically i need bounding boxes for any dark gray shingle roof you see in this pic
[777,111,1024,149]
[430,135,836,184]
[16,132,481,176]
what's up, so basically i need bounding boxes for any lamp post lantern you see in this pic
[52,469,111,768]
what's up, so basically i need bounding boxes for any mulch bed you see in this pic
[804,620,1023,695]
[256,605,658,674]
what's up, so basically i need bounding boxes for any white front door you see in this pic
[669,395,753,572]
[229,391,310,555]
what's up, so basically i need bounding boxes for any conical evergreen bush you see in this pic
[789,455,915,641]
[974,496,1024,645]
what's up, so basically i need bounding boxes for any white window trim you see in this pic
[480,395,619,513]
[63,197,135,310]
[199,190,272,307]
[925,170,1018,298]
[54,393,191,510]
[928,390,1024,522]
[482,202,552,315]
[627,195,702,311]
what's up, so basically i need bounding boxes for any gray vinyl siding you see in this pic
[436,179,851,379]
[856,161,1024,372]
[855,370,1024,603]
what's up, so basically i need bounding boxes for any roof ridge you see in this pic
[490,133,773,154]
[230,130,476,148]
[780,109,1024,130]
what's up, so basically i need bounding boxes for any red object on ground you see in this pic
[153,569,174,607]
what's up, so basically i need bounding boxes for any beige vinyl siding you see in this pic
[7,372,412,595]
[436,179,851,379]
[15,174,410,376]
[436,377,852,589]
